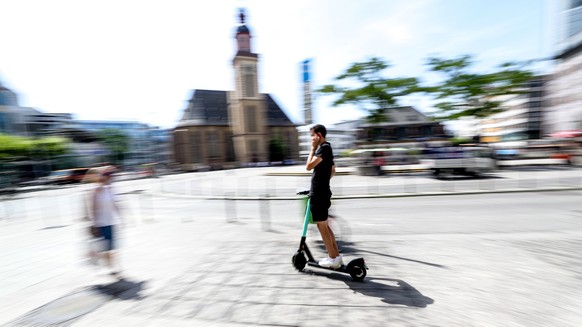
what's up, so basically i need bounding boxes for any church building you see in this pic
[173,10,299,170]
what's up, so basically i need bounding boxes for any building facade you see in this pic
[173,9,298,170]
[355,106,449,148]
[74,120,153,166]
[480,76,548,144]
[0,83,41,136]
[545,0,582,134]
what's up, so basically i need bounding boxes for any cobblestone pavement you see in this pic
[2,189,582,326]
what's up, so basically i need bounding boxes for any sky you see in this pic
[0,0,554,130]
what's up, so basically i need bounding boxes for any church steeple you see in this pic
[235,8,252,53]
[230,8,266,164]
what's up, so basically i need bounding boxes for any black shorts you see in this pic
[310,195,331,222]
[98,225,115,251]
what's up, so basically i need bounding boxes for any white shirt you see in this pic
[93,185,119,227]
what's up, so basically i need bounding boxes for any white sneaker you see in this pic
[320,256,342,268]
[318,257,332,266]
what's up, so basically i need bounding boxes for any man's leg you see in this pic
[327,223,340,258]
[103,251,114,269]
[317,221,339,258]
[101,226,121,276]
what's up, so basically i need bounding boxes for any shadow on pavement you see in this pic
[360,249,447,269]
[503,165,575,172]
[305,270,434,308]
[347,277,435,308]
[435,174,505,181]
[318,240,446,269]
[92,279,147,300]
[265,228,285,234]
[7,280,146,326]
[39,225,69,230]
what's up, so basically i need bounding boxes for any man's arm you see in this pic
[331,165,336,178]
[91,188,99,224]
[109,188,123,223]
[306,148,323,171]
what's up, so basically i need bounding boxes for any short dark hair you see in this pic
[310,124,327,137]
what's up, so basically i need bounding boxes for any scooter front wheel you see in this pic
[292,251,307,271]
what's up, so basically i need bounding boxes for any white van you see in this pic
[424,146,497,177]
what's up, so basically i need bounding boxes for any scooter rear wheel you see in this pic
[292,251,307,271]
[348,264,367,281]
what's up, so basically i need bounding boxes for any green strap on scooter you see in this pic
[301,197,312,237]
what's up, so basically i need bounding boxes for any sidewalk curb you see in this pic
[263,163,573,177]
[149,186,582,201]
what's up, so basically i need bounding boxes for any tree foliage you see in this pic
[0,133,69,161]
[423,55,534,120]
[319,55,534,123]
[318,57,421,123]
[268,137,286,162]
[96,129,129,165]
[0,134,33,160]
[34,137,69,157]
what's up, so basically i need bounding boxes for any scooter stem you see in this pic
[301,197,311,237]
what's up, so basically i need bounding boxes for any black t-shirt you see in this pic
[310,142,334,196]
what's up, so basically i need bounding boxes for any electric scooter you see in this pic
[292,191,368,281]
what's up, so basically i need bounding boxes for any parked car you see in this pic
[81,166,111,183]
[42,168,91,185]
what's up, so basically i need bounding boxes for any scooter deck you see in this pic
[306,261,349,273]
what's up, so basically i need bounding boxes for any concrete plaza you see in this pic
[1,166,582,326]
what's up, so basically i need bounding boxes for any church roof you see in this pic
[178,89,296,127]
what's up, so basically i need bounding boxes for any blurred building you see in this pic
[296,57,359,159]
[33,119,170,169]
[0,83,40,136]
[0,81,171,170]
[297,120,360,159]
[480,76,548,145]
[173,9,298,170]
[0,83,86,138]
[545,0,582,134]
[451,116,482,140]
[24,113,74,136]
[0,83,20,133]
[354,106,449,148]
[302,59,313,126]
[148,127,173,166]
[74,120,155,166]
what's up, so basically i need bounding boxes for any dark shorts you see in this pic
[98,225,115,251]
[310,195,331,222]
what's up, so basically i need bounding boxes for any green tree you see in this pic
[0,134,70,174]
[0,133,33,160]
[96,129,129,165]
[269,138,286,162]
[32,136,68,157]
[318,57,421,123]
[0,134,68,161]
[423,55,534,120]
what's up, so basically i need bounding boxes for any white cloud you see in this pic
[362,0,437,45]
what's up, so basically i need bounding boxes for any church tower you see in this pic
[228,9,268,163]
